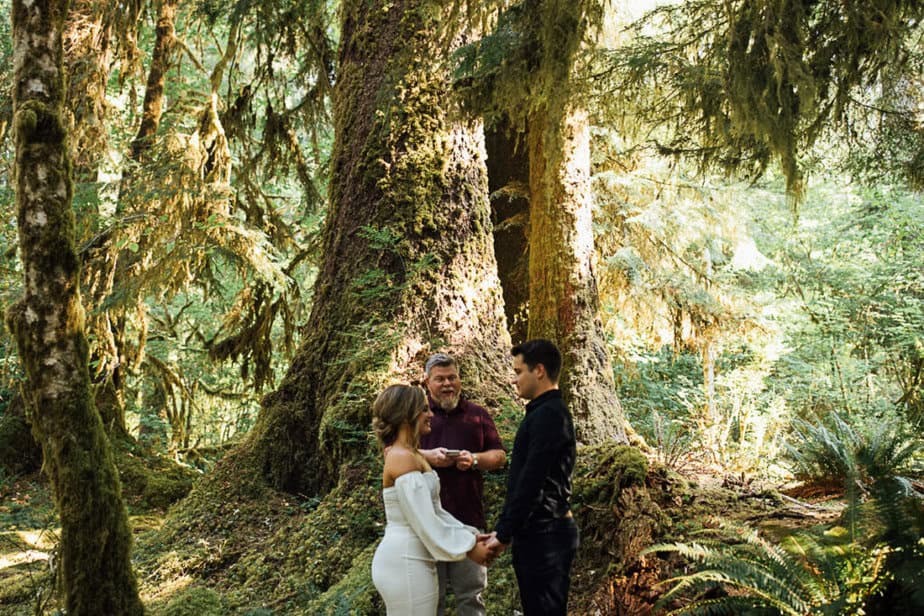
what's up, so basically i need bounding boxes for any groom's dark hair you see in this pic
[511,339,562,383]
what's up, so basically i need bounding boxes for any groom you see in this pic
[484,339,579,616]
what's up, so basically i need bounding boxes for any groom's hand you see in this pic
[482,532,507,564]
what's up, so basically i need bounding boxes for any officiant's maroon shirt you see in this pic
[419,397,505,529]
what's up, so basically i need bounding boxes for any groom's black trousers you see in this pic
[511,517,580,616]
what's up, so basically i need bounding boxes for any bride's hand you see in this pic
[466,539,492,566]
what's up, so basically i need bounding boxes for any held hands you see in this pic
[483,532,507,565]
[467,536,493,566]
[467,532,506,566]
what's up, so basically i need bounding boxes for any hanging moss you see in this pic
[601,0,924,202]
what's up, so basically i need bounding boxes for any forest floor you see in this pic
[0,450,846,616]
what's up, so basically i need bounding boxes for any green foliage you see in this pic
[765,185,924,427]
[597,0,924,198]
[648,407,924,615]
[783,412,859,489]
[783,411,921,499]
[0,0,11,148]
[616,348,703,426]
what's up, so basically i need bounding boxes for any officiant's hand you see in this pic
[420,447,455,468]
[454,450,474,471]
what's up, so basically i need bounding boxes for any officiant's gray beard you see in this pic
[436,394,460,411]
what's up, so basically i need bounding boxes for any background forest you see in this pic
[1,0,923,615]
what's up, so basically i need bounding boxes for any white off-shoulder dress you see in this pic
[372,470,477,615]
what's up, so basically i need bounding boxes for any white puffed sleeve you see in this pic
[393,472,476,561]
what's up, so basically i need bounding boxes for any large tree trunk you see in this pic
[246,0,511,495]
[527,104,628,444]
[6,0,144,613]
[520,0,628,445]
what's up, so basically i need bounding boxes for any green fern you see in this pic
[645,522,887,615]
[783,412,921,491]
[647,409,923,615]
[783,412,858,488]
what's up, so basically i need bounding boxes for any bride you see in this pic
[371,384,492,614]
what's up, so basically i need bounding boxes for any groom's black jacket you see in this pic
[495,389,576,544]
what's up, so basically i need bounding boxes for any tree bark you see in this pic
[527,102,628,445]
[6,0,144,613]
[513,0,629,445]
[246,0,511,495]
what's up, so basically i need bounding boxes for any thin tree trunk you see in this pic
[6,0,144,612]
[130,0,178,161]
[246,0,511,495]
[701,244,718,459]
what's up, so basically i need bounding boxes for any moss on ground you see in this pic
[160,586,225,616]
[0,398,41,476]
[114,440,199,512]
[2,421,802,614]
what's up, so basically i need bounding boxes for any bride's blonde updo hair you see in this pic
[372,384,427,447]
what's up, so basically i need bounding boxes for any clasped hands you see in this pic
[469,532,506,566]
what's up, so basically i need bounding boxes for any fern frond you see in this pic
[661,595,778,616]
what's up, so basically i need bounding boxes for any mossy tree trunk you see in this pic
[527,105,628,445]
[5,0,144,613]
[521,0,628,444]
[246,0,511,495]
[129,0,177,161]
